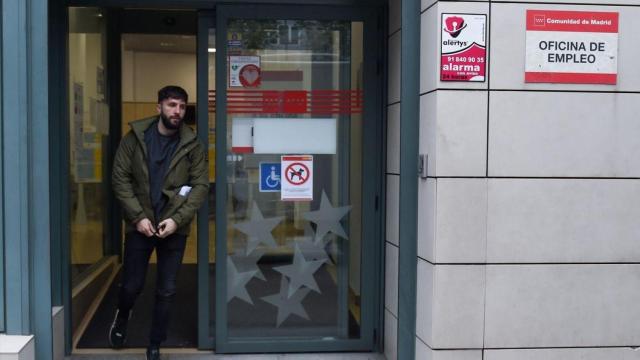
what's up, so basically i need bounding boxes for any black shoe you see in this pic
[146,345,160,360]
[108,309,130,349]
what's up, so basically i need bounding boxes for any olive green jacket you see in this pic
[112,116,209,235]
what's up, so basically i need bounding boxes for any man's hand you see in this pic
[156,218,178,238]
[135,218,156,237]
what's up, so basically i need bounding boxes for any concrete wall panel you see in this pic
[436,179,487,263]
[485,348,640,360]
[434,91,487,176]
[432,265,485,348]
[487,179,640,263]
[387,103,400,174]
[488,92,640,177]
[385,243,399,316]
[422,0,437,12]
[416,259,435,346]
[417,340,483,360]
[421,5,439,94]
[485,265,640,347]
[389,0,401,35]
[389,32,401,104]
[385,309,398,360]
[386,175,400,247]
[417,178,436,262]
[421,90,488,177]
[420,92,437,177]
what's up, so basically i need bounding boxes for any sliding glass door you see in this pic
[198,5,382,353]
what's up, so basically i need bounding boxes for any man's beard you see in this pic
[160,112,181,130]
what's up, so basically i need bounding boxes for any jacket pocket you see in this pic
[160,188,189,220]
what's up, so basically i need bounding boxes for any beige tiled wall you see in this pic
[384,1,401,360]
[414,0,640,358]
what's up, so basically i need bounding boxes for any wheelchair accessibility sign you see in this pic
[259,162,281,192]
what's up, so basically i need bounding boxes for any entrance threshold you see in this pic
[68,351,384,359]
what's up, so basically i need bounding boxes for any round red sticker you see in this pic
[285,162,310,185]
[239,64,261,87]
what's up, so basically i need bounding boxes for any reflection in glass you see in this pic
[68,7,109,282]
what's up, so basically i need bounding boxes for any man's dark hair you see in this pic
[158,85,188,103]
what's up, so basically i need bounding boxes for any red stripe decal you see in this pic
[207,89,363,114]
[231,146,254,153]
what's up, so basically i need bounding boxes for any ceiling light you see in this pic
[208,48,216,53]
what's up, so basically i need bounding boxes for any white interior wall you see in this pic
[69,33,104,128]
[122,50,196,103]
[121,49,134,102]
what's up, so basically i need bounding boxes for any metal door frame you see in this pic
[54,1,385,355]
[196,10,216,349]
[205,4,384,354]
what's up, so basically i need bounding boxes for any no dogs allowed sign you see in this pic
[440,13,487,82]
[525,10,619,84]
[281,155,313,201]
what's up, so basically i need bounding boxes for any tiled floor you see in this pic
[68,352,384,359]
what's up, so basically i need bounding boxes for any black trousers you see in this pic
[117,231,187,345]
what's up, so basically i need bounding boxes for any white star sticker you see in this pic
[231,247,267,281]
[233,202,284,253]
[274,244,325,297]
[303,191,351,240]
[289,223,330,263]
[227,257,256,304]
[261,276,311,327]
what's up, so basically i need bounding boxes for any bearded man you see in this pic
[109,85,208,360]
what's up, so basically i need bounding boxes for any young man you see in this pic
[109,86,208,360]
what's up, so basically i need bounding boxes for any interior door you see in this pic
[204,5,382,353]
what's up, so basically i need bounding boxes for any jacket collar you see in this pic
[129,116,196,150]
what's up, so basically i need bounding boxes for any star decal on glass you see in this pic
[231,247,267,281]
[273,243,325,297]
[303,191,351,240]
[289,223,329,263]
[227,257,256,305]
[233,202,284,253]
[261,276,311,327]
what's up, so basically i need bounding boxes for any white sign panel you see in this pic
[229,56,261,87]
[231,118,254,153]
[525,10,619,84]
[254,118,336,154]
[281,155,313,201]
[230,118,337,154]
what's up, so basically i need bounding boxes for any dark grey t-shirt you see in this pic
[144,120,180,224]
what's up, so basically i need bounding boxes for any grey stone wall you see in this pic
[385,1,401,359]
[413,0,640,359]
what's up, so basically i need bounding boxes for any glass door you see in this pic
[203,5,382,353]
